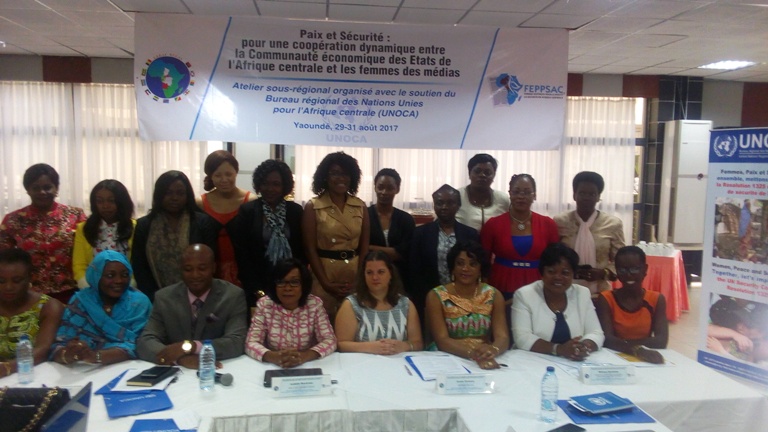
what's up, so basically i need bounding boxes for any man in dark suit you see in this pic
[137,244,247,368]
[409,185,480,325]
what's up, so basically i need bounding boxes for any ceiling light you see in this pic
[698,60,756,70]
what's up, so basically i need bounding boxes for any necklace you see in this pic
[451,282,479,299]
[510,212,531,231]
[103,305,112,314]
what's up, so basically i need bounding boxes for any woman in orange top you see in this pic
[197,150,255,286]
[596,246,668,364]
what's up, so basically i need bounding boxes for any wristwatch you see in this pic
[95,350,102,364]
[551,343,559,356]
[181,340,194,354]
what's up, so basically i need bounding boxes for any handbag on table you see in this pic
[0,386,71,432]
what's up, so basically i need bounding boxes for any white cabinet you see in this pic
[658,120,712,247]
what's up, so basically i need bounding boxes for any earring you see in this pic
[451,274,455,282]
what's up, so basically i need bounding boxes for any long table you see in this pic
[0,349,763,432]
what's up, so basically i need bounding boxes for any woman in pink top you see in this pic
[245,259,337,368]
[196,150,255,286]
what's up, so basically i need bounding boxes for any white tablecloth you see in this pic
[0,349,764,432]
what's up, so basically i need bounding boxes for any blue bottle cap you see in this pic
[20,334,29,341]
[546,366,555,372]
[203,339,212,344]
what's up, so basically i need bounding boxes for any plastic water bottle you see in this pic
[540,366,558,422]
[199,340,215,391]
[17,334,34,384]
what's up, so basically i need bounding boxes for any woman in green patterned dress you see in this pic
[0,248,64,378]
[426,241,509,369]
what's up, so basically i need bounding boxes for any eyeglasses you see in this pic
[510,189,534,197]
[616,267,643,275]
[276,279,301,287]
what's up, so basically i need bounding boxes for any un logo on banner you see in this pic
[713,134,738,158]
[495,73,523,105]
[140,55,195,103]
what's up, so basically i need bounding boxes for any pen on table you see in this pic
[404,365,413,376]
[499,363,508,368]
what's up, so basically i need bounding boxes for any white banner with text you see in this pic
[134,14,567,150]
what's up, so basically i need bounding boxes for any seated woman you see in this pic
[512,243,604,361]
[335,250,423,354]
[245,258,336,368]
[51,250,151,366]
[426,241,508,370]
[0,249,64,378]
[596,246,668,364]
[73,179,136,288]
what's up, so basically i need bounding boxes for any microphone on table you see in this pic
[196,371,234,386]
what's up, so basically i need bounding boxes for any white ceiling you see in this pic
[1,0,767,82]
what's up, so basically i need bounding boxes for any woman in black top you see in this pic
[368,168,415,292]
[228,160,304,309]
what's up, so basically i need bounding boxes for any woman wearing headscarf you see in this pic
[51,250,151,365]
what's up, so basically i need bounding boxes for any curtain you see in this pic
[0,81,208,218]
[294,97,636,241]
[0,82,76,215]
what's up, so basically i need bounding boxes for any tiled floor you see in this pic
[668,283,702,361]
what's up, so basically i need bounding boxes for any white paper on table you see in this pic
[170,408,201,430]
[111,368,178,392]
[597,349,676,367]
[406,355,469,381]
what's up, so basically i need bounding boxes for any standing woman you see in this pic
[196,150,255,286]
[229,160,304,309]
[132,170,217,301]
[455,154,510,232]
[302,152,370,320]
[335,251,423,354]
[72,180,136,288]
[0,163,86,303]
[410,185,479,324]
[481,174,559,300]
[554,172,624,297]
[0,249,64,378]
[368,168,415,289]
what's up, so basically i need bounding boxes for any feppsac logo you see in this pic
[494,73,565,106]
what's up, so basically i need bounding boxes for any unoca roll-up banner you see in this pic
[699,127,768,385]
[134,14,567,150]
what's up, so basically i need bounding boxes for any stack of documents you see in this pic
[556,392,655,425]
[96,370,175,419]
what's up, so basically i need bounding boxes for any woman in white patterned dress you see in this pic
[335,251,423,354]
